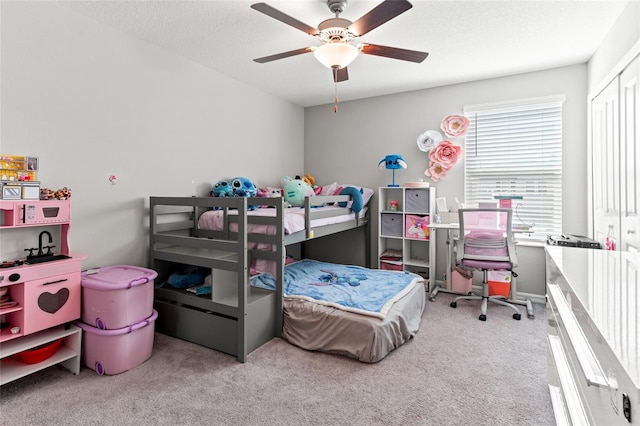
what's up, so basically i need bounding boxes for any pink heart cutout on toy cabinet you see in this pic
[38,288,69,314]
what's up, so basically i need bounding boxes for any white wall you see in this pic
[0,2,304,269]
[305,65,588,298]
[3,1,637,296]
[588,1,640,94]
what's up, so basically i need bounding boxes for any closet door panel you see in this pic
[591,78,620,247]
[620,55,640,252]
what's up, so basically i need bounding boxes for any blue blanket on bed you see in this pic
[251,259,418,318]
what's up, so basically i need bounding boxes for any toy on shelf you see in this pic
[40,187,71,200]
[1,154,38,182]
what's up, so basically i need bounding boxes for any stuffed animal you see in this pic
[40,187,71,200]
[296,173,315,187]
[230,177,257,197]
[230,177,258,211]
[283,176,314,207]
[336,186,364,213]
[267,187,283,197]
[54,187,71,200]
[40,188,55,200]
[211,180,233,198]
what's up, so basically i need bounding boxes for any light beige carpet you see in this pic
[0,293,553,425]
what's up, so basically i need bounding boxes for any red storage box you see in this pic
[488,270,512,298]
[81,265,157,330]
[380,261,403,271]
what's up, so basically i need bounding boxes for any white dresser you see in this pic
[546,246,639,425]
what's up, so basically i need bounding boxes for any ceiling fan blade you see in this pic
[333,67,349,83]
[253,47,314,63]
[251,3,318,36]
[360,43,428,63]
[349,0,413,36]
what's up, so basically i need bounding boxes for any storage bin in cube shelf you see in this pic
[405,189,430,213]
[381,214,403,237]
[76,310,158,375]
[81,265,158,330]
[380,261,403,271]
[405,215,429,240]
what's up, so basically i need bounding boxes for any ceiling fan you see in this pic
[251,0,429,84]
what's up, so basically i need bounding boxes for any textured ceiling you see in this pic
[57,0,629,107]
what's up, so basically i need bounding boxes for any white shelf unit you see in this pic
[378,186,436,289]
[0,324,81,385]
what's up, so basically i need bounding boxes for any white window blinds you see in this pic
[463,96,564,238]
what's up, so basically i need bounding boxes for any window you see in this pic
[463,96,564,239]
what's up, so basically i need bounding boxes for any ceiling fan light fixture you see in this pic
[313,42,358,69]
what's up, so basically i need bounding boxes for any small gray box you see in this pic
[406,189,430,213]
[381,213,403,237]
[1,182,21,200]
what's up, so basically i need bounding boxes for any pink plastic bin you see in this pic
[81,265,157,330]
[76,310,157,375]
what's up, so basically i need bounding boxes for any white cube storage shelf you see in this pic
[377,187,436,289]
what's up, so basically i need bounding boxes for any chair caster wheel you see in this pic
[513,313,521,320]
[528,314,535,319]
[429,297,435,302]
[450,302,457,308]
[479,314,486,321]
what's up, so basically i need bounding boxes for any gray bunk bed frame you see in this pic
[149,194,368,362]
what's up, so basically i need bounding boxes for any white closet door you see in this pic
[591,77,620,247]
[620,55,640,252]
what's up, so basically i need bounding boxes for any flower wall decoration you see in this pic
[424,140,463,181]
[419,114,467,182]
[440,114,469,137]
[416,129,442,152]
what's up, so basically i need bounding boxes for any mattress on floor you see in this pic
[281,277,426,363]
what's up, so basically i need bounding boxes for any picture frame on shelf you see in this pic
[26,156,39,171]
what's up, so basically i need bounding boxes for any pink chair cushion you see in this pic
[462,259,513,270]
[463,245,509,257]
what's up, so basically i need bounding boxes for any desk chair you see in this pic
[450,208,521,321]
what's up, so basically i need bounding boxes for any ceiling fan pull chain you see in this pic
[334,82,339,113]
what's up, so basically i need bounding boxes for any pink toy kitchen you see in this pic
[0,199,86,385]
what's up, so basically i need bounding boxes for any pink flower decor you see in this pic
[424,162,448,182]
[429,140,463,169]
[423,140,463,182]
[440,114,469,137]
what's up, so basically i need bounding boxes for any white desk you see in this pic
[427,222,535,319]
[546,246,639,424]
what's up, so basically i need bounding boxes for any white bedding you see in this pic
[197,205,367,235]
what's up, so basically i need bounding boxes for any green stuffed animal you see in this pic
[283,176,314,207]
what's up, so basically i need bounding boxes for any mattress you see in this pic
[252,260,426,363]
[282,277,425,363]
[197,205,367,235]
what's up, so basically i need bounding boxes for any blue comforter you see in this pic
[251,259,420,319]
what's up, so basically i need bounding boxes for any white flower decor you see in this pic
[416,129,443,152]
